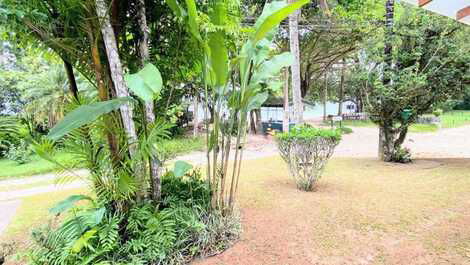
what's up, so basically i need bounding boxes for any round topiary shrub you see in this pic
[275,125,342,191]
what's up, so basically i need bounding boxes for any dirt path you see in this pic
[195,157,470,265]
[0,200,20,236]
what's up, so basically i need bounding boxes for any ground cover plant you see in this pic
[276,125,341,191]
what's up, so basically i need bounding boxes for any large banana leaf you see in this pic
[250,52,294,85]
[47,97,130,141]
[246,91,269,112]
[185,0,202,43]
[125,63,163,102]
[50,195,93,215]
[253,0,310,44]
[166,0,186,18]
[208,31,229,87]
[208,1,229,87]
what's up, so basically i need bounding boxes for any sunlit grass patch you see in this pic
[441,111,470,128]
[0,152,75,179]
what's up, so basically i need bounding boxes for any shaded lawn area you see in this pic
[4,156,470,264]
[0,152,75,179]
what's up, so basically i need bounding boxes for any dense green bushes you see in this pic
[28,168,240,265]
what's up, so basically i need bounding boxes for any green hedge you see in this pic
[275,125,342,142]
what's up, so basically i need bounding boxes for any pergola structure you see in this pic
[401,0,470,25]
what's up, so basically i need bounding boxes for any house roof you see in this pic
[401,0,470,25]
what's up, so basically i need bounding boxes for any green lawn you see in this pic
[440,110,470,128]
[0,136,205,180]
[335,111,470,132]
[159,135,205,160]
[0,152,75,179]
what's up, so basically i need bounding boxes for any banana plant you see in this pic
[166,0,309,214]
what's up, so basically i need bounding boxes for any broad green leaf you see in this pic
[185,0,202,43]
[251,52,294,84]
[208,31,228,87]
[125,63,163,102]
[254,1,286,41]
[47,98,130,141]
[254,0,310,44]
[50,195,93,215]
[117,173,137,197]
[165,0,186,18]
[209,1,227,26]
[87,207,106,225]
[173,160,193,177]
[246,91,269,112]
[72,229,97,253]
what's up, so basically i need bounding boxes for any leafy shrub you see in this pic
[27,165,240,265]
[276,125,341,191]
[3,140,31,164]
[392,147,412,163]
[161,168,211,208]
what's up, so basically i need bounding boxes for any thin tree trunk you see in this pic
[62,58,79,100]
[323,71,328,121]
[283,68,290,132]
[249,110,257,134]
[136,0,161,201]
[254,109,263,134]
[193,94,199,137]
[338,60,345,116]
[288,0,303,124]
[86,20,121,168]
[96,0,138,156]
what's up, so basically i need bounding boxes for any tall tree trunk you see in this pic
[288,0,303,124]
[338,60,345,116]
[95,0,138,156]
[379,122,395,162]
[249,110,257,134]
[86,19,121,168]
[136,0,161,201]
[254,109,263,134]
[193,94,199,137]
[62,58,79,100]
[283,68,290,132]
[323,71,328,122]
[379,0,395,161]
